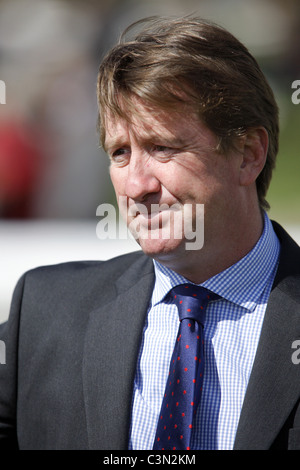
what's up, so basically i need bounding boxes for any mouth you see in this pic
[128,201,181,215]
[134,210,165,230]
[127,203,182,234]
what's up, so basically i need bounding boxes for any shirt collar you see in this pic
[151,212,280,312]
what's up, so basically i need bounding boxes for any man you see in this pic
[0,17,299,450]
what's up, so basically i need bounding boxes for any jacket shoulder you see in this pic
[272,220,300,303]
[17,250,152,314]
[25,250,147,282]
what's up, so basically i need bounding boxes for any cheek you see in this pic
[110,168,124,195]
[158,166,194,197]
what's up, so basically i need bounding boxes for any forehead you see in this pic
[103,98,215,150]
[105,108,179,143]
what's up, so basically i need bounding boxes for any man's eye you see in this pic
[110,148,130,165]
[154,145,168,152]
[152,145,174,160]
[112,148,127,157]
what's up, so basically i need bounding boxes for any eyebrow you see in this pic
[104,133,187,154]
[103,136,128,154]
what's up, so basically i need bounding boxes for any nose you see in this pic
[125,151,161,202]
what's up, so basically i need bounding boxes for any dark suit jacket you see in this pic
[0,221,299,450]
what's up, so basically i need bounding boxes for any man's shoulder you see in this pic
[272,220,300,302]
[272,220,300,265]
[24,250,151,284]
[13,250,153,319]
[272,220,300,250]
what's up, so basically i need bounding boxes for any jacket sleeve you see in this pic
[0,275,25,449]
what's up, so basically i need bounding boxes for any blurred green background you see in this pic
[268,102,300,225]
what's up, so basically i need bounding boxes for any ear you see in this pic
[239,127,269,187]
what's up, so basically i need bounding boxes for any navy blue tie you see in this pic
[153,283,219,450]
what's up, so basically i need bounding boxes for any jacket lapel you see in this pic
[82,254,154,450]
[234,223,300,449]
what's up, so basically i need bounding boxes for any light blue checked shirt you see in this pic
[128,212,280,450]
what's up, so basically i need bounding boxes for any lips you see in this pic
[128,207,184,239]
[127,202,181,218]
[135,210,164,231]
[127,203,155,219]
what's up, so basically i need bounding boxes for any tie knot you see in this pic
[169,283,219,324]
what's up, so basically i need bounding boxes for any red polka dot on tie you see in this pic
[189,424,193,429]
[183,390,187,395]
[187,446,190,450]
[187,309,191,312]
[184,367,188,372]
[186,345,189,349]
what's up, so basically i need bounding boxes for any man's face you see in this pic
[104,99,243,263]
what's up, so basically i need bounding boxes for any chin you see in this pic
[136,236,186,259]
